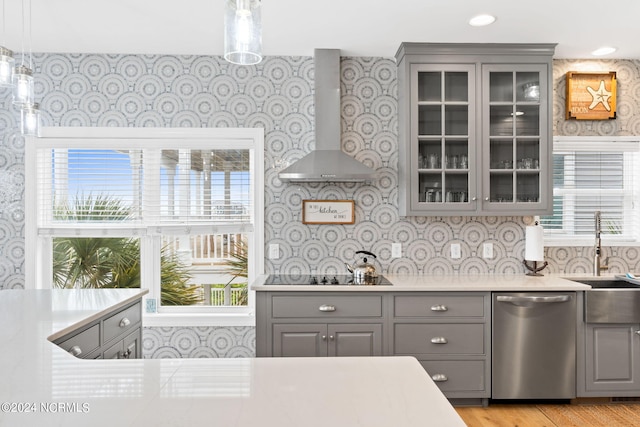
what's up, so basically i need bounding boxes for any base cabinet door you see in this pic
[273,324,328,357]
[585,324,640,393]
[329,324,383,357]
[272,323,382,357]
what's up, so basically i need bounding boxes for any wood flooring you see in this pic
[455,402,640,427]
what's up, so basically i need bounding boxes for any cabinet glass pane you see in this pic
[419,105,441,135]
[516,72,540,102]
[445,72,468,102]
[445,174,469,202]
[490,139,514,169]
[418,140,442,169]
[490,106,514,136]
[444,105,468,135]
[515,105,539,136]
[516,173,540,202]
[445,139,469,169]
[418,72,441,102]
[516,139,540,170]
[490,72,513,102]
[419,173,443,203]
[490,173,513,202]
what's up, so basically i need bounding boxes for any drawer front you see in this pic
[57,323,100,358]
[395,295,485,318]
[420,360,486,392]
[103,302,141,343]
[271,295,382,318]
[394,323,485,355]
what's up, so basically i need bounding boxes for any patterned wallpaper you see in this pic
[1,53,640,358]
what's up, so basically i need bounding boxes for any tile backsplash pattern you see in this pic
[2,53,640,357]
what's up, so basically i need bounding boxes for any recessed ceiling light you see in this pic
[469,14,496,27]
[591,46,617,56]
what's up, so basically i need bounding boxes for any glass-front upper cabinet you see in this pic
[411,64,477,213]
[396,42,555,216]
[482,64,549,212]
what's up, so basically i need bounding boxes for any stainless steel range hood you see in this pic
[278,49,376,183]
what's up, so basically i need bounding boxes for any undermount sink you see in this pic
[568,276,640,323]
[569,279,640,289]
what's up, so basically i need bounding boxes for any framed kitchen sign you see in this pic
[302,200,355,224]
[566,71,617,120]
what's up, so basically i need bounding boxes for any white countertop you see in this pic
[0,289,465,427]
[251,273,593,291]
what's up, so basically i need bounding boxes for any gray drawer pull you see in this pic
[430,304,448,312]
[69,345,82,357]
[431,374,448,382]
[318,304,336,312]
[635,331,640,336]
[119,317,131,327]
[430,337,448,344]
[322,335,327,340]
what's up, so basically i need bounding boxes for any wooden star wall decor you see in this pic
[566,71,617,120]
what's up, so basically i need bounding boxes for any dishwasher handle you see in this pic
[496,295,571,304]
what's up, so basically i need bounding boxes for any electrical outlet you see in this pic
[483,242,494,259]
[450,243,461,259]
[392,243,402,258]
[145,298,157,314]
[269,243,280,259]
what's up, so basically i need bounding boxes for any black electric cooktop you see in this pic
[264,274,392,286]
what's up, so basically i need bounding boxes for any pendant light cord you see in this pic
[28,0,32,69]
[20,0,25,66]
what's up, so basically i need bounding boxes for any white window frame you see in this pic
[544,136,640,247]
[25,127,265,326]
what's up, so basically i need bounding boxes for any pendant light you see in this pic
[12,0,34,107]
[0,0,14,86]
[224,0,262,65]
[20,102,39,136]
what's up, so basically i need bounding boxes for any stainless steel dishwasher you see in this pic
[492,292,576,400]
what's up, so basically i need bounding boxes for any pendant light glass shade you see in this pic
[0,46,14,87]
[12,64,33,106]
[224,0,262,65]
[20,102,40,136]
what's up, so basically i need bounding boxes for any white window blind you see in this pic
[541,137,640,242]
[36,144,254,235]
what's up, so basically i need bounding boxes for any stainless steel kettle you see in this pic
[345,250,378,284]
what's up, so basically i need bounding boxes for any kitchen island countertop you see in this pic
[0,289,465,427]
[251,273,593,291]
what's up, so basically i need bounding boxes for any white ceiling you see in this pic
[2,0,640,59]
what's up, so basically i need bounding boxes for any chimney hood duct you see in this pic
[278,49,376,183]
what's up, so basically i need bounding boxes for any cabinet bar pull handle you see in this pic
[119,317,131,327]
[431,374,448,382]
[430,304,448,312]
[431,337,448,344]
[69,346,82,357]
[318,305,336,312]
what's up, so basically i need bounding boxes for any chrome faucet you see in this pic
[594,211,608,276]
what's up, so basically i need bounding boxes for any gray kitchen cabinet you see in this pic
[391,292,491,403]
[256,292,384,358]
[582,323,640,394]
[273,323,383,357]
[395,42,555,216]
[53,299,143,359]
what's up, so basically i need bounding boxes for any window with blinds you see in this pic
[540,137,640,242]
[37,147,253,232]
[29,128,264,316]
